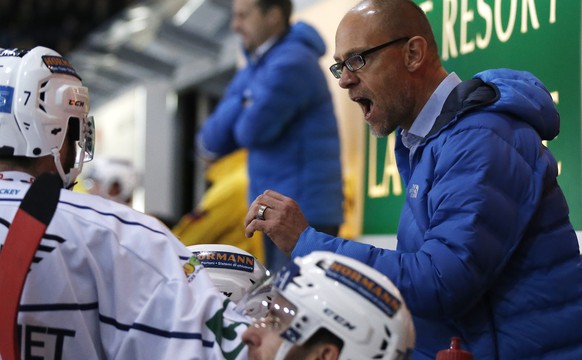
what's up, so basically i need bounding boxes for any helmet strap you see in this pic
[51,148,79,189]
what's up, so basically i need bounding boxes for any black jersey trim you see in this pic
[99,314,215,346]
[60,201,167,236]
[19,302,98,312]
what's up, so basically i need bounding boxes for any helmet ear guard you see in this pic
[0,47,94,187]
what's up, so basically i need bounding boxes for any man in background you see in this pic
[198,0,344,271]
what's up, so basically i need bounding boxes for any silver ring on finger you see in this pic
[256,204,268,220]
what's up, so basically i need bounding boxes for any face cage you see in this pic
[238,273,306,342]
[236,273,275,319]
[241,259,308,336]
[53,115,95,188]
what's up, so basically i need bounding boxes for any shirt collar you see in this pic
[0,171,35,183]
[406,72,462,139]
[250,35,280,63]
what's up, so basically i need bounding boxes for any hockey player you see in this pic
[0,46,249,359]
[240,251,415,360]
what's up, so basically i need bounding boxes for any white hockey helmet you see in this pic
[240,251,416,360]
[188,244,269,303]
[0,47,94,187]
[83,157,139,204]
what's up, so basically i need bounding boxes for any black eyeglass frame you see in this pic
[329,37,410,79]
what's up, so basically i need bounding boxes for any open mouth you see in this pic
[354,97,372,119]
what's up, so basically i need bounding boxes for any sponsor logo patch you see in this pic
[191,251,255,273]
[183,256,202,282]
[326,261,402,317]
[42,55,81,80]
[0,85,14,113]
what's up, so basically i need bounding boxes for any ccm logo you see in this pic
[68,99,85,107]
[324,308,356,330]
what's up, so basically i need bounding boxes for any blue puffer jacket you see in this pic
[292,69,582,359]
[199,22,343,226]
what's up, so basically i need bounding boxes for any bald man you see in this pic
[244,1,582,358]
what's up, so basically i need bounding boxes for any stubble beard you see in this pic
[371,83,414,137]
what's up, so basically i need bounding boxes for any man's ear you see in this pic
[266,6,285,28]
[315,343,341,360]
[404,36,428,71]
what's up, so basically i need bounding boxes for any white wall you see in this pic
[90,78,181,221]
[139,80,182,220]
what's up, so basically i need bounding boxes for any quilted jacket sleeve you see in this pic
[294,114,548,319]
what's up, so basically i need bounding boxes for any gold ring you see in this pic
[257,205,268,220]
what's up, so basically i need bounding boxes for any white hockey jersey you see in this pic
[0,171,249,359]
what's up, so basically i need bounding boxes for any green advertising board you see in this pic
[363,0,582,234]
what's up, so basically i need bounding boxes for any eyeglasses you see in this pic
[329,37,410,79]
